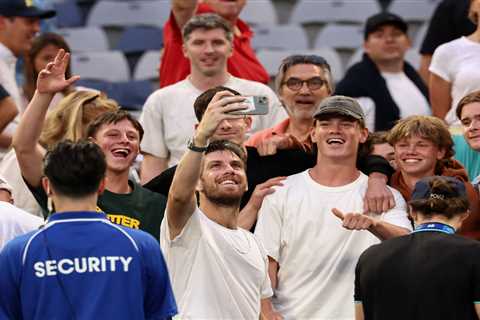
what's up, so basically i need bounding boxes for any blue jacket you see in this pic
[0,211,177,320]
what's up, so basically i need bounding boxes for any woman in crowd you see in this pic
[429,0,480,126]
[21,32,74,111]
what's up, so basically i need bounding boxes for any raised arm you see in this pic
[12,49,79,187]
[166,91,246,239]
[172,0,198,31]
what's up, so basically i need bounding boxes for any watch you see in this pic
[187,138,208,152]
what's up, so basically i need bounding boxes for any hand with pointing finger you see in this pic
[332,208,377,231]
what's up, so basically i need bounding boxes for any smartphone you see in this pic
[228,96,269,115]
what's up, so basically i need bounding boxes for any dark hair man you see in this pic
[140,13,286,183]
[336,12,429,131]
[355,176,480,320]
[0,140,177,320]
[13,50,167,240]
[161,90,279,318]
[159,0,268,87]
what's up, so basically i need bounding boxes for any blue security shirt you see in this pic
[0,211,177,320]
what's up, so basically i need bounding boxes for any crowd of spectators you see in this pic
[2,0,480,319]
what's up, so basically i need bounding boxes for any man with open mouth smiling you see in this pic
[13,50,168,241]
[388,115,480,239]
[254,95,412,319]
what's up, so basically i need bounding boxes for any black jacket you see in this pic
[335,54,429,131]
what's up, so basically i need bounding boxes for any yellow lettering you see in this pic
[106,214,140,229]
[25,0,33,7]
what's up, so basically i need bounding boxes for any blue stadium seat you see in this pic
[115,26,163,53]
[76,79,153,110]
[54,1,84,28]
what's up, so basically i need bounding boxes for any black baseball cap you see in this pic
[364,12,407,39]
[0,0,56,19]
[313,95,365,125]
[411,176,467,201]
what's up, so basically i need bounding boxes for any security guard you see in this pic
[0,141,177,319]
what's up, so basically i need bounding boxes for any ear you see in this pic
[310,122,318,143]
[362,41,370,54]
[97,178,106,195]
[459,210,471,223]
[244,116,253,131]
[359,127,369,143]
[196,179,204,193]
[42,176,51,196]
[182,43,189,59]
[436,147,446,160]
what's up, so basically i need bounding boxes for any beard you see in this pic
[205,192,242,207]
[201,179,244,208]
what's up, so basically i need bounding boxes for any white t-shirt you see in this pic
[380,71,431,119]
[355,71,430,132]
[430,36,480,125]
[160,207,273,319]
[0,150,43,217]
[139,76,287,168]
[254,171,412,320]
[0,201,43,250]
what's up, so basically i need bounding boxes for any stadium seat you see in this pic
[314,24,363,50]
[290,0,381,25]
[133,50,161,81]
[256,48,344,82]
[388,0,438,23]
[76,79,153,110]
[413,21,429,49]
[56,27,109,52]
[87,0,170,27]
[251,24,308,51]
[71,51,130,82]
[54,1,84,28]
[115,26,163,53]
[240,0,278,25]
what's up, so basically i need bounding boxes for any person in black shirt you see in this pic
[418,0,475,83]
[355,175,480,320]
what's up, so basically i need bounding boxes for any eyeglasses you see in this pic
[282,77,327,91]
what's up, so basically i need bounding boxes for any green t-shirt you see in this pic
[453,134,480,181]
[28,180,166,240]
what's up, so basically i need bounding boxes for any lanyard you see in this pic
[413,222,455,235]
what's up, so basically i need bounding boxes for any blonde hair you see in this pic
[40,90,119,149]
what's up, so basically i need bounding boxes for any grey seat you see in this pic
[87,0,170,27]
[71,51,130,82]
[56,27,109,52]
[240,0,277,25]
[252,24,308,51]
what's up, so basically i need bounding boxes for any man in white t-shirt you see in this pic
[160,91,279,319]
[139,13,286,183]
[336,12,430,131]
[254,95,412,319]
